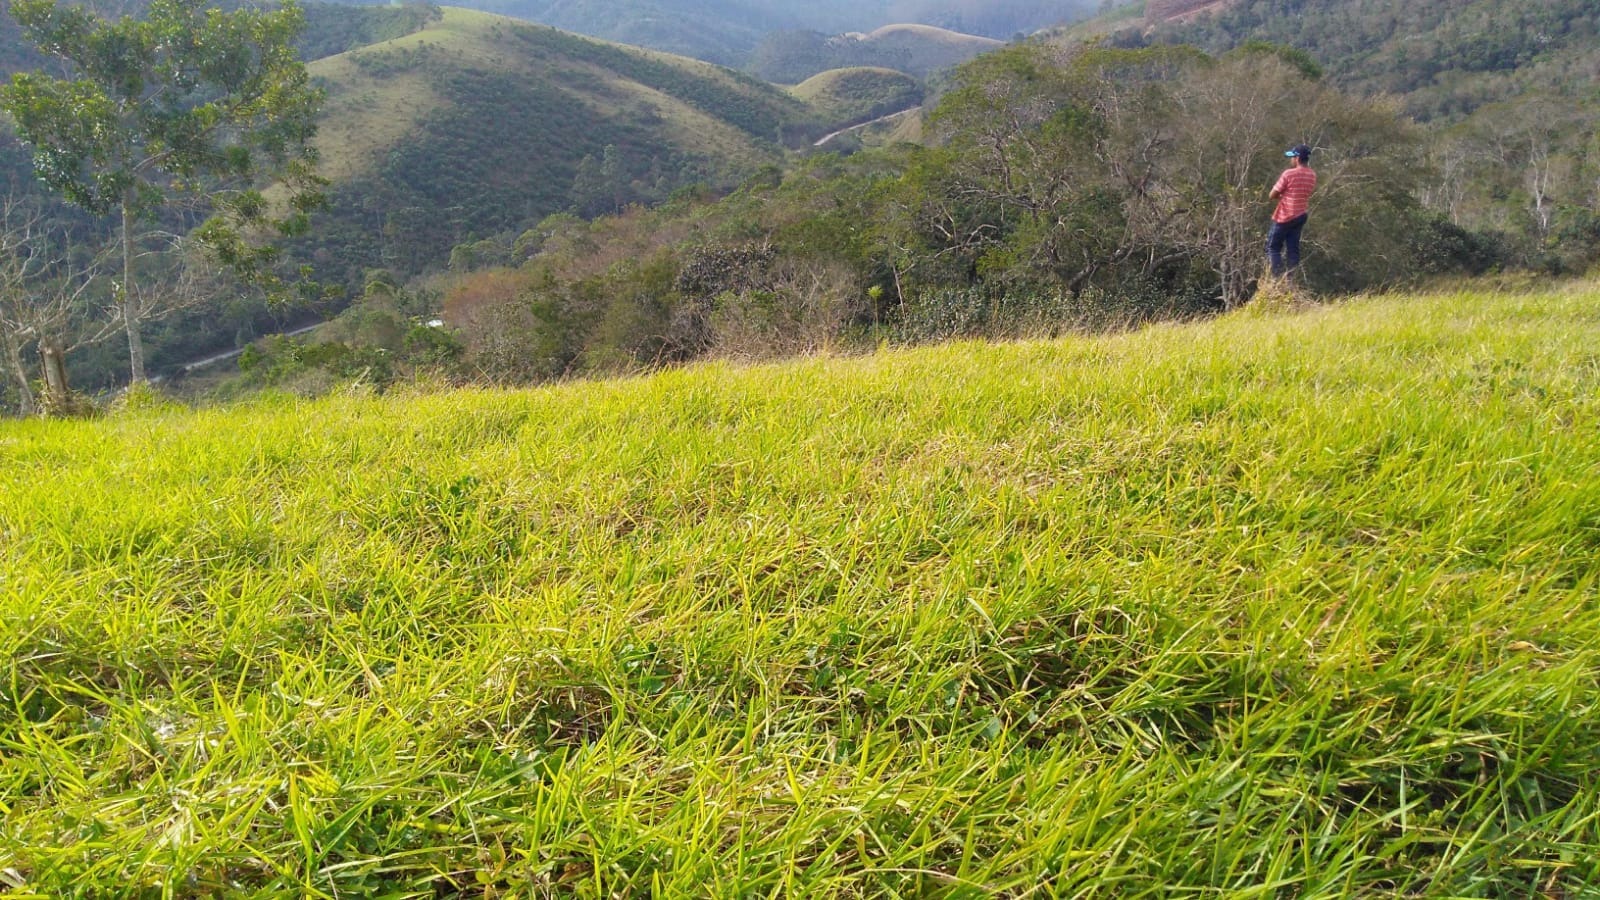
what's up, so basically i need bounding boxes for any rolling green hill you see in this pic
[409,0,1094,66]
[290,7,830,284]
[750,22,1004,82]
[4,283,1599,893]
[789,66,923,124]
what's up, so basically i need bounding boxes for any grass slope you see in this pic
[3,285,1600,894]
[299,7,825,283]
[850,23,1004,76]
[789,66,923,124]
[310,7,804,184]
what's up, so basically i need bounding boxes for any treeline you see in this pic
[1110,0,1600,276]
[248,42,1510,396]
[1121,0,1600,120]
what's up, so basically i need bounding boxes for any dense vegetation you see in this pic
[4,284,1598,894]
[308,42,1468,392]
[1103,0,1600,273]
[1130,0,1598,118]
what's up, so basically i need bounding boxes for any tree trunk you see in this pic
[121,198,147,384]
[1,326,36,416]
[40,337,68,412]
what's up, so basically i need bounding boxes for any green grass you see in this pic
[3,285,1600,896]
[790,67,923,128]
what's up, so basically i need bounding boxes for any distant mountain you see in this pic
[885,0,1098,39]
[386,0,1095,66]
[750,23,1003,83]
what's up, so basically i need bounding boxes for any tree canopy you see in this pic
[0,0,325,382]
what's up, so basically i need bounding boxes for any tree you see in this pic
[0,197,108,415]
[921,42,1423,307]
[0,0,325,384]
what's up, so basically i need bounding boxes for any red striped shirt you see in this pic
[1272,167,1317,223]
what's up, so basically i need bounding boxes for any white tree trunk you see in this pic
[121,198,147,384]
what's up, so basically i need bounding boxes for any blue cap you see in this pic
[1286,144,1312,160]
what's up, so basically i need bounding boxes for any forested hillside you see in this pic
[427,0,1094,65]
[1096,0,1600,272]
[1126,0,1598,121]
[750,24,1003,83]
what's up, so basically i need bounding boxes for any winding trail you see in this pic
[157,321,325,382]
[814,106,923,147]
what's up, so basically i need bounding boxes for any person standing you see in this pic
[1267,144,1318,279]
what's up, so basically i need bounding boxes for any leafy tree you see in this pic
[0,0,325,383]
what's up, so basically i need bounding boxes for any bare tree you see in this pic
[0,197,108,415]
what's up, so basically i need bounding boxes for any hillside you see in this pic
[853,23,1003,73]
[789,66,923,124]
[4,284,1599,893]
[290,7,828,285]
[427,0,879,65]
[423,0,1093,65]
[750,21,1004,82]
[1113,0,1600,123]
[1055,0,1600,273]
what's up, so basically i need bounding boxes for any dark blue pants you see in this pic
[1267,214,1308,277]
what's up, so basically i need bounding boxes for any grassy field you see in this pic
[3,284,1599,896]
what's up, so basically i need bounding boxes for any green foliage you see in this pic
[3,286,1600,893]
[1226,39,1322,80]
[0,0,327,383]
[1,0,323,219]
[1109,0,1600,273]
